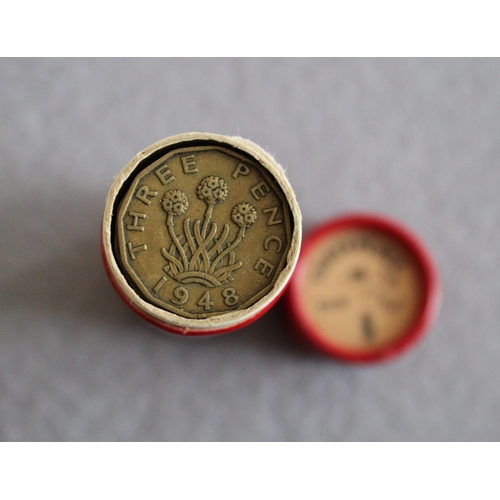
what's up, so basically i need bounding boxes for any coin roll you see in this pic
[102,133,302,335]
[285,213,440,362]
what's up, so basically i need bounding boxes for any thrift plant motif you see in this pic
[162,189,189,216]
[231,203,258,234]
[197,176,228,204]
[161,178,257,288]
[197,176,228,238]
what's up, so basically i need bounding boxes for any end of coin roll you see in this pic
[285,213,441,363]
[102,132,302,335]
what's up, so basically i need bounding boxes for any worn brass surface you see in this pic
[115,145,293,320]
[300,228,425,351]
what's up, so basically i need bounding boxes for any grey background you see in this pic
[1,58,498,441]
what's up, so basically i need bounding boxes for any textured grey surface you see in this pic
[1,58,499,441]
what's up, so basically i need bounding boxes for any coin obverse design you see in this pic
[102,133,302,335]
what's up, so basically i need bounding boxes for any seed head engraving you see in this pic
[197,176,228,205]
[160,177,257,287]
[162,190,188,216]
[232,203,257,233]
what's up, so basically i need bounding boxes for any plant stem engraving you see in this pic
[160,178,257,287]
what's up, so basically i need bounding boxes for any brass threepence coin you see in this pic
[102,133,301,335]
[286,214,440,362]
